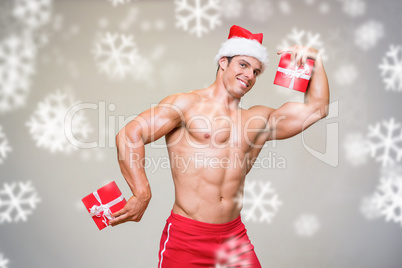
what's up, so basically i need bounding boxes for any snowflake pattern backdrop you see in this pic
[0,0,402,268]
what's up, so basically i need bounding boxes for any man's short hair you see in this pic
[216,56,234,74]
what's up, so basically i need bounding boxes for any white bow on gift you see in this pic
[277,64,311,89]
[89,191,124,227]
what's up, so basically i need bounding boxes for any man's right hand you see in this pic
[109,193,151,226]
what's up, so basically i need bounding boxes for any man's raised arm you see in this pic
[266,45,330,141]
[109,93,191,226]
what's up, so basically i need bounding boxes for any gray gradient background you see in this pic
[1,0,402,267]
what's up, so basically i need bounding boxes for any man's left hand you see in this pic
[277,45,319,67]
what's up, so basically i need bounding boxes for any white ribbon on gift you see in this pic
[89,191,124,227]
[277,64,311,89]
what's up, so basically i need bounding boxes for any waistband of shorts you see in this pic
[168,210,243,234]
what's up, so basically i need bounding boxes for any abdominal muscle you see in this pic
[168,146,250,224]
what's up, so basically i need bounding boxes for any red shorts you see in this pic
[158,211,262,268]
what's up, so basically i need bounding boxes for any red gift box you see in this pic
[273,52,315,93]
[82,181,127,230]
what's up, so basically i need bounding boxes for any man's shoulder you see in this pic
[247,105,275,118]
[159,91,200,112]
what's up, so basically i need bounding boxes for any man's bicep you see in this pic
[125,94,188,144]
[133,97,186,144]
[267,102,321,141]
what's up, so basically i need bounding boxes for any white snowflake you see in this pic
[93,32,140,80]
[215,237,252,267]
[294,214,320,237]
[334,64,358,86]
[372,171,402,226]
[0,0,18,40]
[155,19,166,31]
[0,181,41,223]
[248,0,273,22]
[339,0,366,17]
[118,7,139,31]
[31,12,64,49]
[221,0,243,18]
[367,118,402,167]
[0,34,36,113]
[13,0,52,30]
[0,125,12,164]
[277,28,327,61]
[140,20,152,32]
[378,45,402,92]
[380,163,402,179]
[107,0,131,6]
[175,0,222,38]
[360,195,382,221]
[343,132,370,166]
[0,253,9,268]
[318,2,330,14]
[278,0,291,15]
[235,180,282,223]
[354,20,384,51]
[52,13,64,32]
[26,90,92,154]
[67,25,80,37]
[138,19,166,32]
[99,18,110,29]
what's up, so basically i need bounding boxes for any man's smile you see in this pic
[237,78,248,89]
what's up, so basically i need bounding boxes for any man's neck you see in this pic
[207,80,241,111]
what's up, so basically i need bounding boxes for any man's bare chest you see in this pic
[182,108,261,149]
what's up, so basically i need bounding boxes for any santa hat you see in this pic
[214,25,269,73]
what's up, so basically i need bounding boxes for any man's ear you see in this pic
[218,57,228,71]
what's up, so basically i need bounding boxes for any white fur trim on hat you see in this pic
[214,37,269,72]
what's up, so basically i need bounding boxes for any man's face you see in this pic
[220,56,262,98]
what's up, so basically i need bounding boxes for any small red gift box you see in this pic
[82,181,127,230]
[273,52,315,93]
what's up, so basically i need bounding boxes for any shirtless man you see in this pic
[109,25,329,267]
